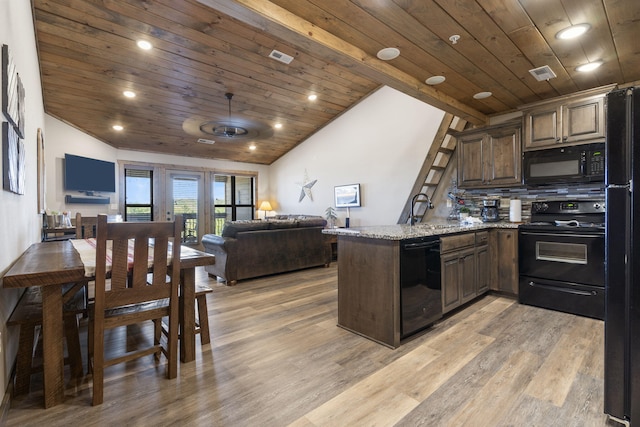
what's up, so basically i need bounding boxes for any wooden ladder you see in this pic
[398,113,468,224]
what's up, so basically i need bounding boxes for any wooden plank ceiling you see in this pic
[32,0,640,165]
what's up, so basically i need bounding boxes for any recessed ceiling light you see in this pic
[136,40,152,50]
[376,47,400,61]
[308,94,317,101]
[112,125,124,131]
[473,91,492,100]
[249,144,256,150]
[123,90,136,98]
[426,75,446,85]
[274,123,283,129]
[556,24,591,40]
[576,61,603,72]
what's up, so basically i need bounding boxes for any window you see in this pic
[170,174,201,244]
[124,168,153,221]
[119,161,258,236]
[212,174,255,234]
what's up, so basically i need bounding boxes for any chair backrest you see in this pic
[75,213,98,239]
[93,214,182,310]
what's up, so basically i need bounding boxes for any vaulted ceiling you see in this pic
[32,0,640,165]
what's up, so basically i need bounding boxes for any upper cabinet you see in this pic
[520,85,615,151]
[457,122,522,189]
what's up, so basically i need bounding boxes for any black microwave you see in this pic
[523,143,605,186]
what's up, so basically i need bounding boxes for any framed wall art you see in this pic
[2,44,25,138]
[37,128,46,211]
[334,183,361,208]
[2,121,22,194]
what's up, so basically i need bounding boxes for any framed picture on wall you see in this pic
[2,44,25,139]
[2,121,20,194]
[334,183,361,208]
[37,128,46,212]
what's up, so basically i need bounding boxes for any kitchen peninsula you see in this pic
[324,222,519,348]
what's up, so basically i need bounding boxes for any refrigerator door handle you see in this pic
[607,182,632,192]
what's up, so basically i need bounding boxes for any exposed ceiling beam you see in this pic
[196,0,488,125]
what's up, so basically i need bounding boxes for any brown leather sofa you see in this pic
[201,216,331,285]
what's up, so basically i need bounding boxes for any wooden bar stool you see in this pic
[194,283,213,345]
[153,278,213,345]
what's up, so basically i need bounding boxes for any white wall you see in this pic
[0,0,47,392]
[44,117,119,215]
[270,86,445,226]
[44,115,271,217]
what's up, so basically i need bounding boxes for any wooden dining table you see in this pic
[2,239,215,408]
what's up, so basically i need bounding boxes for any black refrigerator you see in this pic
[605,86,640,425]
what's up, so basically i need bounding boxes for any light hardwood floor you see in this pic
[6,265,618,426]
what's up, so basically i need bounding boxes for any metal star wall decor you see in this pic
[297,170,317,202]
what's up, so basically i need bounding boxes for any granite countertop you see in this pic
[322,220,520,240]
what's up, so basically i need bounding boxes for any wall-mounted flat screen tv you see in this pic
[64,153,116,193]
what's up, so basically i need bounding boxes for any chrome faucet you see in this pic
[410,193,434,226]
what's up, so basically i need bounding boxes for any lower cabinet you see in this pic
[441,230,510,313]
[441,231,489,314]
[476,241,490,294]
[441,247,475,312]
[489,229,519,295]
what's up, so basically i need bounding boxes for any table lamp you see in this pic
[259,201,273,219]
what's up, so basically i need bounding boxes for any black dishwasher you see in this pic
[400,236,442,338]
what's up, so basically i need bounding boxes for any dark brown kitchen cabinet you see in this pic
[476,232,490,294]
[441,232,488,313]
[457,123,522,189]
[489,229,519,295]
[441,247,476,313]
[441,250,461,312]
[521,85,613,150]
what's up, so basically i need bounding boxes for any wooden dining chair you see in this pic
[75,213,100,311]
[75,213,98,239]
[88,214,182,405]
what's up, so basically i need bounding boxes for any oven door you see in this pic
[519,229,604,286]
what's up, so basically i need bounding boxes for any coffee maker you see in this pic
[481,199,500,222]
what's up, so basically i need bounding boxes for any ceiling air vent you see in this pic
[197,138,215,145]
[529,65,557,81]
[269,49,294,64]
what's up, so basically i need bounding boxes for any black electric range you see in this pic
[518,200,605,320]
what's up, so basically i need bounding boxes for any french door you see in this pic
[165,170,205,245]
[212,174,256,234]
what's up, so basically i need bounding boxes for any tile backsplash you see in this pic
[449,183,604,223]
